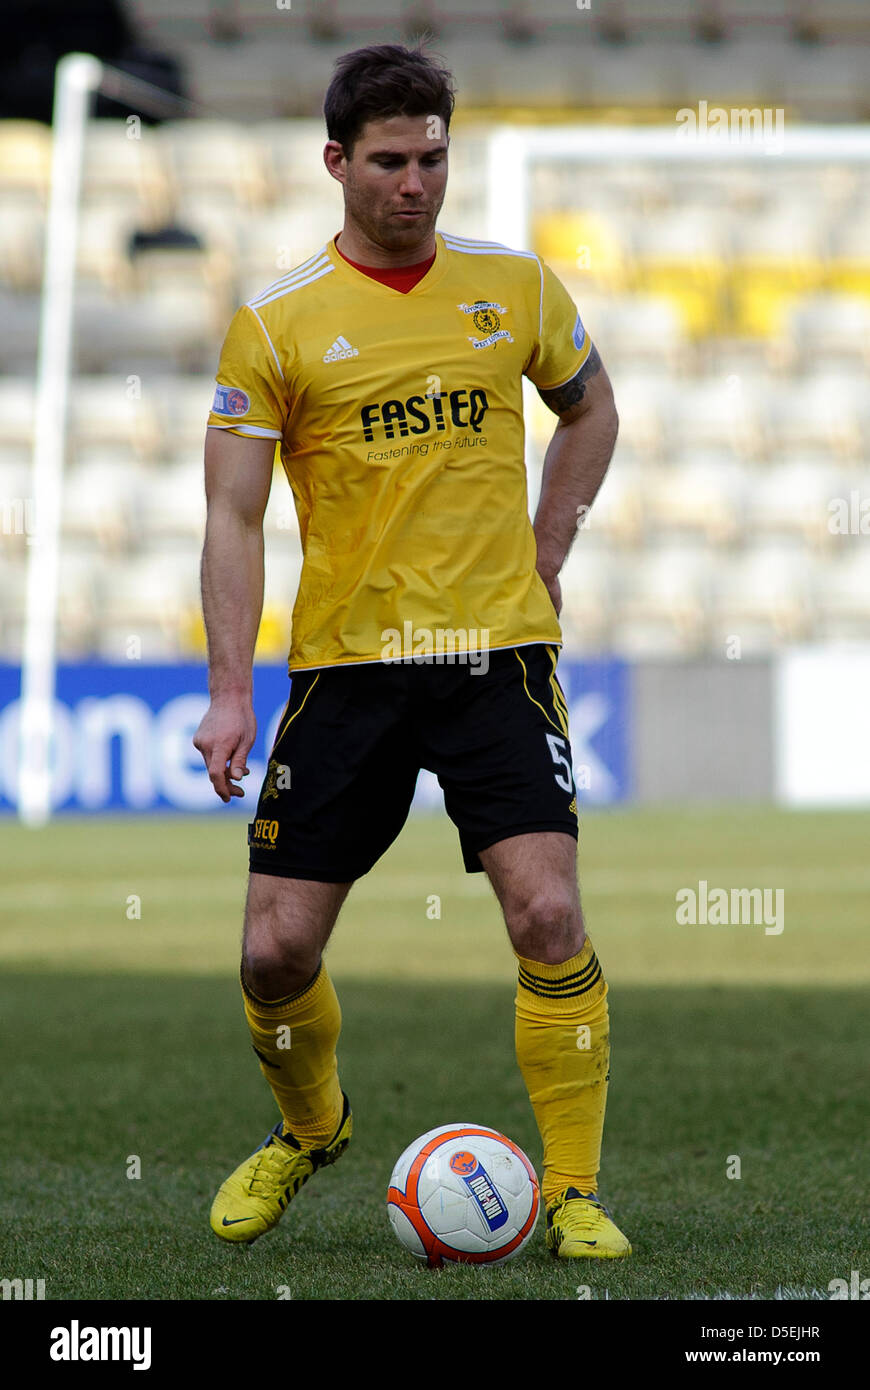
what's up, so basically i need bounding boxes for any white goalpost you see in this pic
[486,123,870,254]
[18,53,103,827]
[17,54,199,826]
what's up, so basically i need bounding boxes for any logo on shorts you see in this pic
[249,818,279,848]
[212,384,250,417]
[262,761,291,800]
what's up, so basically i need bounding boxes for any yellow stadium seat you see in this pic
[254,605,292,660]
[628,265,725,338]
[730,260,826,338]
[532,211,627,290]
[0,121,51,204]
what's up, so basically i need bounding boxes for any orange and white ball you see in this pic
[387,1123,539,1268]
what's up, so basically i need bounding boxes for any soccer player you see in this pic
[193,43,629,1260]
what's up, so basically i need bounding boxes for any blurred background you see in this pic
[1,0,868,1307]
[1,0,870,814]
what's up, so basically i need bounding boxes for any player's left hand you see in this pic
[539,572,562,616]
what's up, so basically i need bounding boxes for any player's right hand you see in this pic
[193,698,257,803]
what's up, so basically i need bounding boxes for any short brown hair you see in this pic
[324,43,455,157]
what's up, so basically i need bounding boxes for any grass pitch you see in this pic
[1,807,867,1301]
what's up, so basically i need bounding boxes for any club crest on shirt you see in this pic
[212,384,250,417]
[458,300,513,350]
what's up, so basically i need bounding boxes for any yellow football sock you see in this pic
[241,960,343,1148]
[514,938,610,1207]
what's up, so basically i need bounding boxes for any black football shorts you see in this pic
[248,642,579,881]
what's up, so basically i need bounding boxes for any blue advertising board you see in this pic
[0,657,629,813]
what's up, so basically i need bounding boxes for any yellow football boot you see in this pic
[546,1187,632,1259]
[210,1094,352,1244]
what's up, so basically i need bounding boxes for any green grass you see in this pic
[0,808,867,1300]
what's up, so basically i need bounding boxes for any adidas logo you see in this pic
[322,335,359,363]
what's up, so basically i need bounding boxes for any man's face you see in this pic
[328,113,449,252]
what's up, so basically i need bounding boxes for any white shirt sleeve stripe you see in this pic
[248,305,284,381]
[207,423,283,440]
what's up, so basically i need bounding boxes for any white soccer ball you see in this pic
[387,1123,539,1268]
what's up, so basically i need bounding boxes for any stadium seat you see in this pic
[159,121,273,209]
[61,455,147,551]
[171,194,245,262]
[136,457,207,542]
[55,546,112,658]
[629,208,729,340]
[766,372,867,460]
[0,451,31,499]
[73,282,224,374]
[582,458,647,547]
[668,376,763,459]
[76,205,141,293]
[790,0,870,40]
[253,120,338,203]
[558,542,616,652]
[0,121,51,207]
[263,547,303,610]
[264,484,302,543]
[827,204,870,298]
[532,209,628,286]
[0,554,28,657]
[786,294,870,370]
[605,369,670,461]
[0,378,35,448]
[645,458,745,545]
[81,120,172,223]
[0,464,33,560]
[0,292,39,371]
[253,603,293,660]
[68,378,163,461]
[610,543,715,655]
[592,294,687,370]
[95,550,201,660]
[744,458,849,546]
[0,203,44,291]
[724,0,789,20]
[586,165,671,219]
[710,542,819,649]
[817,545,870,640]
[161,378,221,456]
[238,203,344,297]
[730,206,827,337]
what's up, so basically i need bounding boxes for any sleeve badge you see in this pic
[212,384,251,417]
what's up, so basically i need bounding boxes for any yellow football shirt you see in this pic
[207,231,592,672]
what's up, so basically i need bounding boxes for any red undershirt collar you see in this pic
[335,236,436,293]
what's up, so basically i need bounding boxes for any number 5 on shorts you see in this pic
[546,733,574,793]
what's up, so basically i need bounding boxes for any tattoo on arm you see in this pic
[538,345,602,415]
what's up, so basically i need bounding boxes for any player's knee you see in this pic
[241,938,319,1000]
[507,889,584,963]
